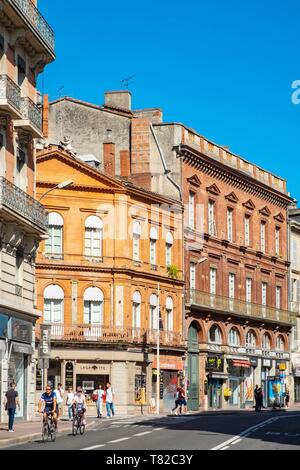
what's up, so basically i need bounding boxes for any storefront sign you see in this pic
[206,356,224,372]
[11,317,32,344]
[152,358,183,370]
[262,359,272,368]
[39,325,51,359]
[65,362,74,389]
[276,361,286,371]
[12,342,33,355]
[75,364,110,374]
[249,357,258,367]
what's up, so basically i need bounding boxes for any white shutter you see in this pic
[210,268,216,295]
[244,216,250,246]
[189,192,195,229]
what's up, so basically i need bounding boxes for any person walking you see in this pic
[285,388,290,408]
[257,387,263,412]
[254,385,259,412]
[54,383,64,420]
[4,382,20,432]
[105,382,115,418]
[66,387,75,421]
[171,387,181,415]
[93,384,105,418]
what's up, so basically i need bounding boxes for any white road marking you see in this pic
[133,431,153,437]
[107,437,132,443]
[231,439,242,445]
[153,427,164,431]
[81,444,106,450]
[220,446,230,450]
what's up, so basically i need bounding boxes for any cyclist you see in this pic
[72,387,86,426]
[38,385,58,430]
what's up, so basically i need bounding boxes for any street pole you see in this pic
[156,282,160,415]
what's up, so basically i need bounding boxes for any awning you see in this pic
[231,359,251,368]
[12,343,33,355]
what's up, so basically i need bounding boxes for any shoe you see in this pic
[8,430,14,433]
[174,412,178,415]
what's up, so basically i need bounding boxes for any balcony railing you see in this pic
[35,324,183,347]
[20,97,42,131]
[10,0,55,53]
[0,177,48,231]
[0,75,22,116]
[186,289,295,325]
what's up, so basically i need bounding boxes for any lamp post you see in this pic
[156,282,160,415]
[38,180,74,202]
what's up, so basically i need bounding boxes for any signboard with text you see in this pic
[39,325,51,360]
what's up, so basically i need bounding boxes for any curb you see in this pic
[0,420,96,449]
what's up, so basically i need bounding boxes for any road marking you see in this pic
[107,437,132,443]
[231,439,242,445]
[220,446,230,450]
[133,431,153,437]
[210,417,277,451]
[81,444,106,450]
[153,427,164,431]
[109,425,121,428]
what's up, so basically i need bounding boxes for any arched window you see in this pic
[209,324,222,344]
[276,335,285,351]
[83,287,103,325]
[45,213,63,257]
[133,222,141,261]
[150,227,158,266]
[166,297,173,332]
[149,294,158,330]
[246,330,257,347]
[132,291,141,329]
[166,232,174,267]
[85,216,103,259]
[262,333,271,350]
[44,284,64,324]
[229,328,240,346]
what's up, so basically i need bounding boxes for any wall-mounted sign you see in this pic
[262,359,272,368]
[206,356,224,372]
[39,325,51,359]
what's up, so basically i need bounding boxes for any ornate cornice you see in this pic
[259,206,271,217]
[187,174,201,187]
[225,191,239,204]
[206,183,221,196]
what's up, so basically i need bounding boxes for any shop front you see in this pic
[292,354,300,402]
[261,358,273,407]
[152,357,183,413]
[226,357,254,409]
[206,355,226,409]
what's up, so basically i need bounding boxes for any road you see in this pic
[5,411,300,450]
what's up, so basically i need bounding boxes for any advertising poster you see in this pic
[244,368,254,402]
[268,379,282,405]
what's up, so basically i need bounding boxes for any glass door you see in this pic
[8,353,26,419]
[229,379,239,406]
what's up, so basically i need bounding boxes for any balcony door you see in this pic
[83,287,103,338]
[188,324,199,411]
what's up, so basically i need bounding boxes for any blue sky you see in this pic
[38,0,300,201]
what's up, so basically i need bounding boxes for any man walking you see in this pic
[54,383,64,420]
[4,382,20,432]
[105,382,115,418]
[254,385,259,412]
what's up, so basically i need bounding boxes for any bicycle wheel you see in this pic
[72,417,78,436]
[42,422,48,443]
[50,424,56,442]
[80,423,85,435]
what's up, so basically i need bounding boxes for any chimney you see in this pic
[103,142,115,177]
[104,91,131,111]
[130,117,151,189]
[120,150,131,178]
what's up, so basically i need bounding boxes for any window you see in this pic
[292,239,298,268]
[227,208,233,242]
[166,297,173,332]
[229,273,235,299]
[246,330,256,347]
[276,335,284,351]
[262,333,271,350]
[209,324,222,344]
[132,292,141,329]
[188,192,195,229]
[276,286,281,309]
[166,232,173,267]
[149,294,158,330]
[208,200,215,235]
[15,246,24,289]
[17,56,26,87]
[210,268,217,295]
[16,147,26,187]
[133,221,141,261]
[262,282,267,306]
[244,215,250,246]
[83,287,103,325]
[260,221,266,252]
[229,328,240,346]
[0,34,4,54]
[45,213,63,257]
[44,285,64,324]
[275,227,280,255]
[190,262,196,290]
[150,227,158,266]
[246,278,252,303]
[85,216,103,259]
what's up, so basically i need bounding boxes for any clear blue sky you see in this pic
[38,0,300,201]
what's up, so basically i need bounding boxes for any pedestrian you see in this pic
[257,387,263,412]
[93,384,105,418]
[4,382,20,432]
[285,388,290,408]
[171,387,181,415]
[54,383,64,420]
[66,387,75,421]
[105,382,115,418]
[254,385,259,412]
[178,386,188,414]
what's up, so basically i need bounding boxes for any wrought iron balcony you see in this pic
[35,324,183,347]
[9,0,55,54]
[14,97,43,138]
[0,177,48,232]
[0,75,22,119]
[186,289,295,326]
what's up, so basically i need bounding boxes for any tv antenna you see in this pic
[121,74,136,89]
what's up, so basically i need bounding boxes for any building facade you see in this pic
[35,145,184,414]
[0,0,54,422]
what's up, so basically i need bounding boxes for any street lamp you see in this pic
[38,180,74,202]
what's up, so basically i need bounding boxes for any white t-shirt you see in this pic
[73,393,86,407]
[106,387,114,403]
[94,389,105,401]
[54,388,64,404]
[66,392,74,406]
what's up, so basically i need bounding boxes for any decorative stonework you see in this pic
[243,199,256,211]
[259,206,271,217]
[187,174,201,187]
[206,183,220,196]
[225,191,239,204]
[274,212,285,223]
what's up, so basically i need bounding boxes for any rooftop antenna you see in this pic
[120,74,136,89]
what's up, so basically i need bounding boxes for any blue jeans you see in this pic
[8,408,16,431]
[96,400,103,417]
[68,405,74,419]
[106,402,115,417]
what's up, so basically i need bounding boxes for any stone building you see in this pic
[0,0,55,422]
[35,145,184,414]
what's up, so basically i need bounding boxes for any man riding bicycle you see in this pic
[38,385,58,430]
[72,387,86,425]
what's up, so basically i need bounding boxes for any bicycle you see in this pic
[72,408,85,436]
[41,413,56,443]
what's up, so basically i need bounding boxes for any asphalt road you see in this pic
[5,411,300,451]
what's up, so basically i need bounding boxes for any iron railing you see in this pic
[0,177,48,231]
[0,74,21,113]
[20,97,42,131]
[186,289,295,325]
[10,0,55,53]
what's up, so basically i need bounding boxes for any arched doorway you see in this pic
[188,323,200,411]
